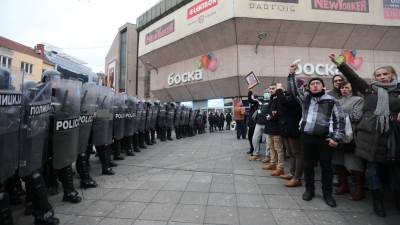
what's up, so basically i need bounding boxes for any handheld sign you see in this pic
[245,71,259,89]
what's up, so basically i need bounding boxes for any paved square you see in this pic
[13,131,400,225]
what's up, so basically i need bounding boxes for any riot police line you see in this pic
[0,68,208,225]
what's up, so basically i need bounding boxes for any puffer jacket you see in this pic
[338,63,400,163]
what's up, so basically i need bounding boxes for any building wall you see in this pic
[0,46,54,83]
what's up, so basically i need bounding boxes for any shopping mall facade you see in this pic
[132,0,400,109]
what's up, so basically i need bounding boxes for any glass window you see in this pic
[0,55,12,69]
[119,29,127,92]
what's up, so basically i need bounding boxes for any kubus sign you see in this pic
[168,69,203,86]
[295,63,340,76]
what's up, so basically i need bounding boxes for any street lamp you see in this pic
[255,32,267,54]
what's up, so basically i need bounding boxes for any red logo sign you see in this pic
[145,20,175,45]
[187,0,218,19]
[384,0,400,20]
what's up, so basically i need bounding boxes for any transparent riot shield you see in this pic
[78,83,98,154]
[138,101,146,133]
[124,95,137,137]
[91,86,113,146]
[167,104,175,129]
[113,92,126,140]
[19,81,51,177]
[50,78,81,170]
[0,70,22,182]
[150,104,158,130]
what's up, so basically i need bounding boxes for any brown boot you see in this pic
[335,166,349,195]
[280,174,293,180]
[271,168,285,176]
[263,163,276,171]
[285,178,302,187]
[249,155,260,161]
[350,171,365,201]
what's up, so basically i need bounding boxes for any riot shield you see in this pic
[0,72,22,182]
[78,83,98,154]
[189,109,195,128]
[113,93,126,140]
[50,78,81,170]
[137,101,146,133]
[145,102,152,131]
[157,104,167,128]
[174,106,182,127]
[166,104,175,129]
[124,95,137,137]
[92,86,113,146]
[150,104,158,130]
[19,81,51,177]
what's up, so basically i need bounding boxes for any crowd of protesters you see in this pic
[234,54,400,218]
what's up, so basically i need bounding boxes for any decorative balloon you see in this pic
[198,52,219,72]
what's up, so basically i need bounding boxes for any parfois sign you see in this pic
[249,0,299,12]
[311,0,369,13]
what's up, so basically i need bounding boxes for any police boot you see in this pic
[167,129,173,141]
[98,146,115,175]
[0,191,14,225]
[145,131,152,145]
[34,209,59,225]
[161,128,167,142]
[57,166,82,204]
[43,163,59,196]
[4,173,24,205]
[23,173,59,225]
[372,190,386,217]
[112,140,125,161]
[139,133,146,149]
[151,130,156,144]
[125,136,135,156]
[76,153,98,189]
[132,135,141,152]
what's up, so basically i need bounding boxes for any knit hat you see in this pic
[308,77,325,88]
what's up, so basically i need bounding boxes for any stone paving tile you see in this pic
[101,189,135,201]
[258,184,290,195]
[179,192,209,205]
[210,182,235,193]
[137,180,168,190]
[234,182,261,194]
[292,196,332,211]
[271,209,313,225]
[65,215,103,225]
[138,203,176,221]
[264,195,300,209]
[79,200,120,217]
[107,202,147,219]
[54,200,96,215]
[305,210,348,225]
[204,205,239,225]
[162,181,188,191]
[170,204,206,224]
[207,193,236,206]
[152,190,183,204]
[125,189,159,202]
[133,220,167,225]
[81,188,113,200]
[168,222,202,225]
[185,181,211,192]
[238,207,277,225]
[236,194,268,208]
[97,218,134,225]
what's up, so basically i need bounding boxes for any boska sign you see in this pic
[168,70,203,86]
[295,63,340,76]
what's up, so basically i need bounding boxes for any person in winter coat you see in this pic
[287,63,345,208]
[330,53,400,217]
[234,102,246,139]
[273,83,303,188]
[332,81,365,201]
[249,88,270,161]
[208,112,215,133]
[219,112,225,131]
[327,74,345,99]
[247,90,260,155]
[262,84,286,177]
[225,112,232,130]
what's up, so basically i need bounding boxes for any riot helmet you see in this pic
[41,69,61,83]
[0,68,11,89]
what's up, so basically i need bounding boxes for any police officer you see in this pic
[111,93,126,161]
[166,102,176,141]
[76,83,98,189]
[41,70,82,204]
[121,95,137,156]
[137,100,147,149]
[150,101,158,144]
[92,86,115,175]
[157,102,167,141]
[174,105,182,139]
[132,99,142,152]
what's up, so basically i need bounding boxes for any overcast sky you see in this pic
[0,0,160,72]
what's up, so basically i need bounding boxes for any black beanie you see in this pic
[308,77,325,88]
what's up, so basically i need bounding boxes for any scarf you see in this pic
[371,80,398,133]
[310,89,325,98]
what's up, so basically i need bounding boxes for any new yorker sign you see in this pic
[311,0,369,13]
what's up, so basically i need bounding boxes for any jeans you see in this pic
[235,120,246,139]
[252,124,265,155]
[302,133,333,196]
[366,162,400,191]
